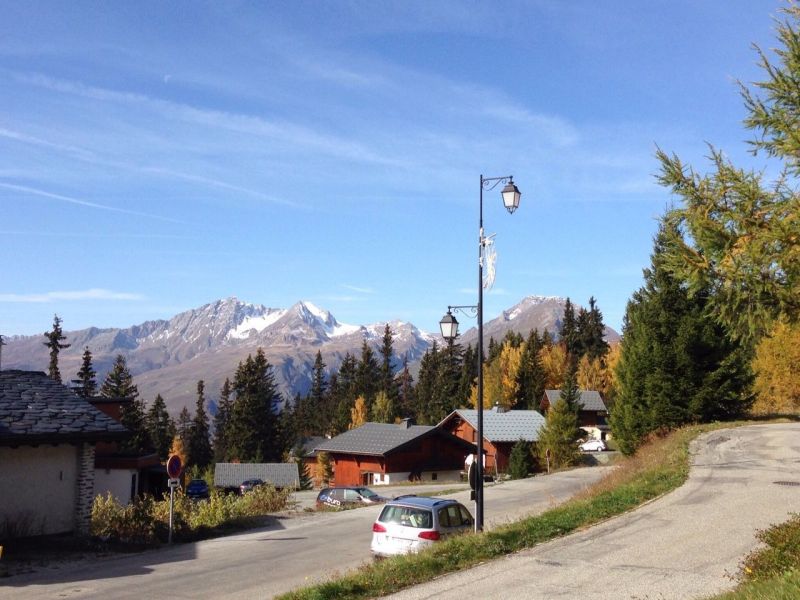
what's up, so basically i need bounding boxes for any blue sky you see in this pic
[0,1,782,337]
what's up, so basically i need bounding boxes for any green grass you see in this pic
[277,422,743,600]
[708,514,800,599]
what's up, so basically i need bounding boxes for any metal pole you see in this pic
[168,484,174,544]
[476,174,485,532]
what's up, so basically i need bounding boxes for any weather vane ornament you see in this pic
[482,233,497,290]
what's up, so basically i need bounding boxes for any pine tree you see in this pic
[656,4,800,343]
[213,378,233,462]
[146,394,175,461]
[43,314,70,383]
[537,367,581,469]
[610,224,754,455]
[508,439,534,479]
[330,353,358,435]
[379,324,399,402]
[355,339,380,408]
[516,330,546,410]
[227,348,283,462]
[395,355,416,420]
[296,455,312,490]
[559,299,580,360]
[101,354,149,454]
[176,405,192,461]
[458,344,478,407]
[429,339,463,422]
[308,350,328,431]
[72,346,97,398]
[414,342,441,424]
[188,380,213,469]
[582,297,610,360]
[317,451,333,486]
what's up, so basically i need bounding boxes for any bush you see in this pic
[90,482,294,546]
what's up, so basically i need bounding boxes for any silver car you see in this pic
[370,496,474,557]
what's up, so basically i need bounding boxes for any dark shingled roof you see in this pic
[543,389,607,412]
[442,408,547,442]
[214,463,300,489]
[314,422,472,456]
[0,370,129,446]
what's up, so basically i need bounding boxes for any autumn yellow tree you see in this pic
[470,342,523,409]
[752,321,800,414]
[539,343,568,390]
[577,355,604,391]
[349,396,368,429]
[168,435,188,469]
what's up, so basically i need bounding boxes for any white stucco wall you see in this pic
[0,445,78,536]
[380,470,462,485]
[94,468,137,505]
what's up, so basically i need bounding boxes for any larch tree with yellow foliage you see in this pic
[349,396,368,429]
[470,343,523,409]
[752,321,800,414]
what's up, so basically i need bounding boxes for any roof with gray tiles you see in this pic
[214,462,300,489]
[0,370,129,445]
[314,422,461,456]
[441,408,547,442]
[543,389,607,412]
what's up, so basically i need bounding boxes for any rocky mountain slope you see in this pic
[3,295,618,414]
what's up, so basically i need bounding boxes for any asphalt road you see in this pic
[387,423,800,600]
[0,466,609,599]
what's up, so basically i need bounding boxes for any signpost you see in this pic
[166,455,182,543]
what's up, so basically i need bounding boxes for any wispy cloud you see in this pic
[0,181,184,223]
[0,288,146,303]
[341,284,376,294]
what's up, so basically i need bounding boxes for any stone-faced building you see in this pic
[0,370,128,536]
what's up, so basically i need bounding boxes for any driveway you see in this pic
[387,423,800,600]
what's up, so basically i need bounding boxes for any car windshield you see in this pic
[355,487,378,498]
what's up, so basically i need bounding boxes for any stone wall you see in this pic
[75,443,96,535]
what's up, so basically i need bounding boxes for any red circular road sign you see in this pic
[166,454,182,479]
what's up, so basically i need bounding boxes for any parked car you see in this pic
[579,439,607,452]
[239,478,264,494]
[370,496,474,558]
[185,478,210,500]
[316,486,388,508]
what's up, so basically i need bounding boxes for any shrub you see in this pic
[239,484,294,516]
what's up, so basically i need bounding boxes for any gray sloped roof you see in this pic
[544,389,607,412]
[214,462,300,489]
[444,408,546,442]
[0,370,128,446]
[314,422,439,456]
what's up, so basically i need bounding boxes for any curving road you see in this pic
[0,466,609,599]
[387,423,800,600]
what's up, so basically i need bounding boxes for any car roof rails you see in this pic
[392,494,418,500]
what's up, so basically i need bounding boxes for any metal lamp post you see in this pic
[440,174,521,532]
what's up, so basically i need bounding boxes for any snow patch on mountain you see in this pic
[228,309,287,339]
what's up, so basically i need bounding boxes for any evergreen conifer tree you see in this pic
[508,439,534,479]
[559,299,580,362]
[72,346,97,398]
[611,224,754,455]
[379,324,399,402]
[515,330,546,410]
[414,342,441,424]
[356,339,380,408]
[188,380,213,469]
[43,314,70,383]
[227,348,283,462]
[176,405,192,461]
[213,378,233,462]
[101,354,148,454]
[537,366,581,469]
[146,394,175,461]
[395,355,416,420]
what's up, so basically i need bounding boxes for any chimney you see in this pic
[399,418,414,429]
[492,403,507,414]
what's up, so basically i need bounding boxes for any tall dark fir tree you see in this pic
[43,314,70,383]
[72,346,97,398]
[213,378,233,462]
[379,324,399,403]
[146,394,175,461]
[101,354,149,454]
[188,380,213,469]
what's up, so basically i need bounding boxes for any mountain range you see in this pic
[2,295,619,414]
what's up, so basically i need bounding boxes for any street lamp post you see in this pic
[440,174,520,532]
